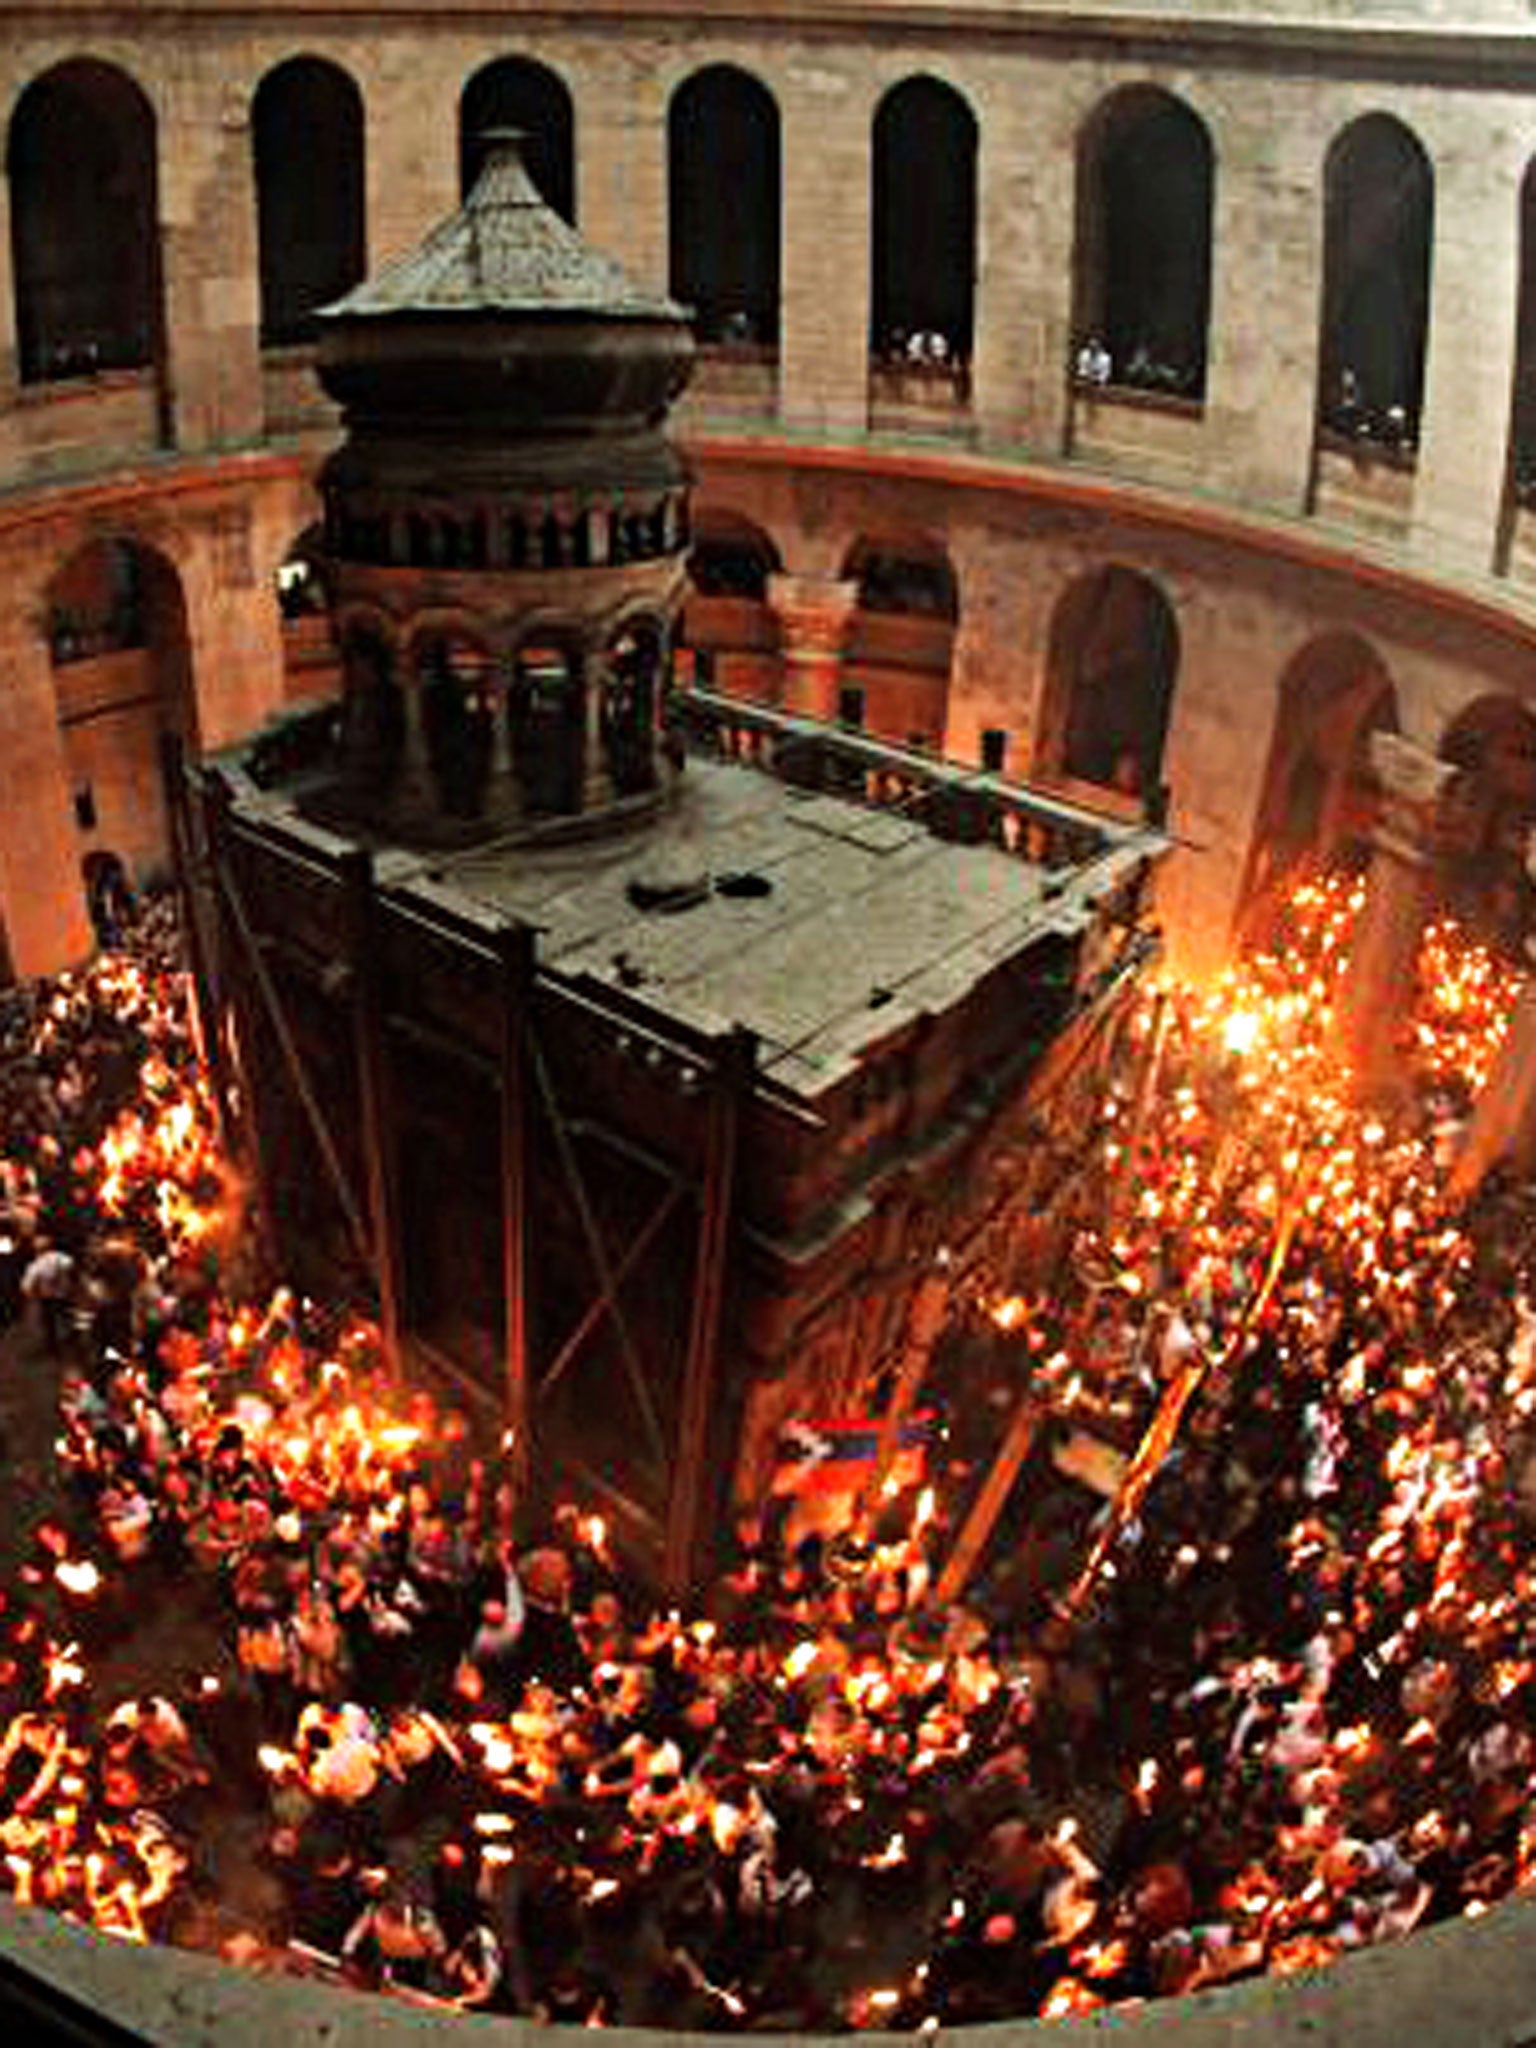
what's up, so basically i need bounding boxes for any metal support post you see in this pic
[343,848,405,1376]
[498,922,537,1495]
[664,1026,756,1599]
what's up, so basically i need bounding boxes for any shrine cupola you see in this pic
[310,131,697,842]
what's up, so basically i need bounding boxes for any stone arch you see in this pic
[459,55,575,220]
[839,532,958,747]
[840,532,959,622]
[7,58,162,385]
[683,510,782,696]
[1239,632,1399,936]
[412,623,497,821]
[669,65,780,348]
[1039,563,1178,800]
[1437,693,1536,951]
[689,509,782,601]
[602,609,668,796]
[1319,113,1434,445]
[508,618,585,815]
[252,56,366,346]
[870,75,977,366]
[1074,84,1214,400]
[45,536,195,895]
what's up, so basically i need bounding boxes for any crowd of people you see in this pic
[0,879,1534,2028]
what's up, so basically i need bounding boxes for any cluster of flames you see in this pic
[5,876,1536,2020]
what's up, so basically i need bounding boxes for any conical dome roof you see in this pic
[322,131,684,324]
[313,131,694,486]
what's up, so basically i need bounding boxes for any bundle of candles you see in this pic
[1,879,1535,2028]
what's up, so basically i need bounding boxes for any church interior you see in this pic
[2,2,1536,2039]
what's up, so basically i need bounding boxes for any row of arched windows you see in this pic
[0,51,1479,458]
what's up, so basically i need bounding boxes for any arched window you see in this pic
[252,57,366,346]
[8,60,161,384]
[668,67,780,347]
[1075,87,1213,400]
[460,57,575,220]
[1042,566,1178,799]
[1319,114,1433,447]
[870,76,977,367]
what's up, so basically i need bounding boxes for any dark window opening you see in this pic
[253,57,366,347]
[870,76,976,371]
[8,60,162,385]
[669,66,781,347]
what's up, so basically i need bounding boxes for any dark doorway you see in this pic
[252,57,366,345]
[669,66,780,347]
[460,57,575,220]
[8,60,161,385]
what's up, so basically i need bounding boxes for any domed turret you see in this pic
[309,132,697,846]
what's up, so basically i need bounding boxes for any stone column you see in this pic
[366,58,456,268]
[395,669,436,819]
[582,646,612,811]
[156,75,263,451]
[1411,130,1523,576]
[1334,731,1455,1095]
[0,174,18,400]
[1201,94,1324,516]
[779,69,870,436]
[0,593,93,974]
[580,53,667,298]
[768,575,859,720]
[971,83,1074,455]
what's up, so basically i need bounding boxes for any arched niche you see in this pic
[459,56,575,220]
[669,66,780,348]
[1239,632,1398,937]
[510,635,584,815]
[339,613,404,788]
[252,57,366,346]
[683,511,782,697]
[839,533,958,748]
[1318,114,1434,449]
[603,616,666,796]
[7,59,162,385]
[415,628,497,820]
[1073,85,1214,400]
[1437,693,1536,952]
[870,76,977,373]
[1040,564,1178,801]
[45,537,195,894]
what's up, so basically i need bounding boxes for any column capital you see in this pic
[1370,731,1457,866]
[767,574,860,655]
